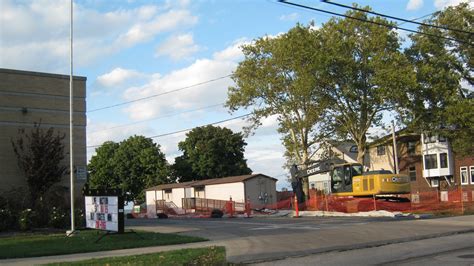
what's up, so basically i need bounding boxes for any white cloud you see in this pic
[116,9,198,48]
[406,0,424,10]
[122,39,248,121]
[96,68,148,88]
[434,0,471,9]
[279,12,299,21]
[155,33,200,60]
[0,1,198,72]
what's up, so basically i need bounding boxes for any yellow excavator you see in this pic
[291,162,411,200]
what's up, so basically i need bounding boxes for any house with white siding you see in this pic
[145,174,277,217]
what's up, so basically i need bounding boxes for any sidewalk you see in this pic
[1,215,473,265]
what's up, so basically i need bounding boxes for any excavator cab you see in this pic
[331,163,363,193]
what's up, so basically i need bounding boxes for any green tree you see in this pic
[173,125,252,181]
[402,3,473,155]
[227,24,329,169]
[11,123,67,205]
[316,8,416,164]
[88,136,169,203]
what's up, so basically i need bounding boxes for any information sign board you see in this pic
[83,189,124,233]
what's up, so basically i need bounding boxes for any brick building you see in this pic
[0,68,87,195]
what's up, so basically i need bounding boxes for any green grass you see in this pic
[46,247,226,266]
[0,229,206,259]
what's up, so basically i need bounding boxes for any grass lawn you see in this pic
[46,246,226,266]
[0,229,206,259]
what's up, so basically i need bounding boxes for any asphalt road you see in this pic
[126,215,474,264]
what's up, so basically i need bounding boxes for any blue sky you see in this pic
[0,0,468,189]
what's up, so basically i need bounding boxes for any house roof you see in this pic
[368,128,420,147]
[145,174,277,191]
[145,181,198,191]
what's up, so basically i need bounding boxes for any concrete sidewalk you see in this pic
[1,215,473,265]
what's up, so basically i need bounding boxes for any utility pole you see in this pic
[392,120,399,174]
[67,0,75,236]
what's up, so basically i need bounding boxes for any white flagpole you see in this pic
[68,0,75,236]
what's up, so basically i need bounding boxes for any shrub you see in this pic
[126,213,135,219]
[0,209,13,231]
[210,209,223,218]
[49,207,68,229]
[18,209,37,231]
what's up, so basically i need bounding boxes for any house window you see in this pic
[460,167,468,185]
[430,178,439,187]
[470,166,474,184]
[439,153,448,168]
[407,141,416,156]
[438,135,447,142]
[377,145,386,156]
[350,145,358,153]
[424,154,438,169]
[409,166,417,182]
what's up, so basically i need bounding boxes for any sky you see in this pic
[0,0,469,190]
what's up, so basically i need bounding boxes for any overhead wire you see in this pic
[88,103,225,134]
[86,113,251,149]
[277,0,472,46]
[322,0,474,35]
[87,74,232,113]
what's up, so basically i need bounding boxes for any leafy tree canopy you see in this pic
[88,136,169,203]
[172,125,252,181]
[402,2,473,155]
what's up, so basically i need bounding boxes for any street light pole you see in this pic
[67,0,75,236]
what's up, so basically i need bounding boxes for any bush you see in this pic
[126,213,135,219]
[49,207,68,229]
[18,209,37,231]
[157,213,168,219]
[210,209,223,218]
[0,209,13,231]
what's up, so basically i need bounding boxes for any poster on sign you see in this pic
[83,189,124,233]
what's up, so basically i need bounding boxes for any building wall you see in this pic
[0,68,87,196]
[205,182,245,203]
[367,143,395,172]
[145,190,157,218]
[171,188,185,208]
[244,176,277,206]
[454,156,474,188]
[308,172,331,194]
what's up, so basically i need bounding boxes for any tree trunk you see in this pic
[356,135,366,166]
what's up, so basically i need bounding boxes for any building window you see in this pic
[409,166,417,182]
[438,135,446,142]
[407,141,416,156]
[470,166,474,184]
[460,167,468,185]
[377,145,386,156]
[424,154,438,169]
[430,178,439,187]
[350,145,358,153]
[439,153,448,168]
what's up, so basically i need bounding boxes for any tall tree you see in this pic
[173,125,252,181]
[88,136,169,203]
[317,8,416,164]
[11,123,67,205]
[402,3,473,155]
[227,24,329,168]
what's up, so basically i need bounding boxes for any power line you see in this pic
[398,12,436,26]
[322,1,474,35]
[88,74,231,113]
[88,103,224,134]
[86,113,251,149]
[277,1,472,46]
